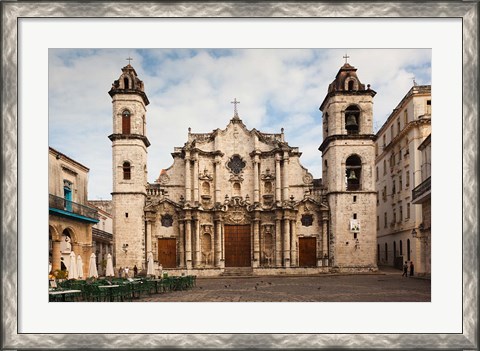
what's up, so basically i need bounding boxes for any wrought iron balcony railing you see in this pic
[49,194,99,222]
[412,176,431,203]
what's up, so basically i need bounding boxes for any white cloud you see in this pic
[49,48,431,199]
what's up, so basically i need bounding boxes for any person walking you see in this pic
[402,261,408,277]
[133,265,138,277]
[409,261,415,277]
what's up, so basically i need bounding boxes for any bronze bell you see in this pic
[348,170,357,180]
[346,114,358,127]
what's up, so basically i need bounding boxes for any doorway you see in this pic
[224,225,251,267]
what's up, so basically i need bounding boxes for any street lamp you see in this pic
[411,223,425,238]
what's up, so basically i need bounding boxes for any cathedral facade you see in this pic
[109,62,377,276]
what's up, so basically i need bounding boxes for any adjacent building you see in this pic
[48,147,99,276]
[374,85,431,275]
[411,133,431,275]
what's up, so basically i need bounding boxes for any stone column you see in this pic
[214,156,221,203]
[275,215,282,267]
[145,220,152,254]
[52,241,61,272]
[193,154,199,204]
[214,218,222,267]
[253,216,260,267]
[282,153,289,202]
[290,218,297,267]
[194,217,201,267]
[275,154,282,203]
[253,156,260,203]
[322,215,328,266]
[185,214,192,269]
[185,151,191,203]
[178,220,185,267]
[283,217,291,267]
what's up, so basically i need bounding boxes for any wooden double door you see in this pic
[224,225,251,267]
[158,238,176,268]
[299,237,317,267]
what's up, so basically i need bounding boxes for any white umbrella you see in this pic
[68,251,77,279]
[147,251,155,276]
[76,254,84,279]
[88,253,98,278]
[105,253,115,277]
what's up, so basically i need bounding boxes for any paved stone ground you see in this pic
[138,267,430,302]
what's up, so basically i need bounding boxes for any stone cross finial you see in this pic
[126,56,133,65]
[343,53,350,64]
[231,98,240,118]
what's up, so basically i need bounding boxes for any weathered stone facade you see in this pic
[319,63,378,271]
[110,62,378,276]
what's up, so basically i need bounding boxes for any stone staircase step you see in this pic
[221,267,254,276]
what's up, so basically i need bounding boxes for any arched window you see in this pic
[345,105,360,135]
[345,154,362,191]
[393,241,397,259]
[123,162,131,180]
[385,243,388,261]
[122,110,131,134]
[348,80,354,91]
[399,240,403,256]
[407,239,411,261]
[123,77,129,89]
[377,244,380,261]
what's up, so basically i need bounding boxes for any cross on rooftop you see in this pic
[343,53,350,64]
[126,56,133,65]
[231,98,240,117]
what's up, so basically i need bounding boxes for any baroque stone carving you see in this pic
[301,214,314,227]
[198,168,213,181]
[158,173,170,185]
[303,173,314,185]
[161,214,173,227]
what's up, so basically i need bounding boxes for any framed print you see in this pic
[2,1,477,349]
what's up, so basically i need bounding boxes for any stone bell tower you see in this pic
[108,60,150,270]
[319,59,378,271]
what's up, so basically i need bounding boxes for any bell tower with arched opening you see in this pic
[319,60,377,271]
[109,61,150,270]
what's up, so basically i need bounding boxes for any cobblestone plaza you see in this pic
[138,268,430,302]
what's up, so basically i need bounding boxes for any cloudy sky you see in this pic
[49,48,431,200]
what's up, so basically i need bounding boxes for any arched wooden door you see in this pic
[158,238,176,268]
[299,237,317,267]
[224,225,251,267]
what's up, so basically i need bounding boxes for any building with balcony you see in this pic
[411,134,431,275]
[375,85,431,274]
[49,147,99,276]
[88,200,114,275]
